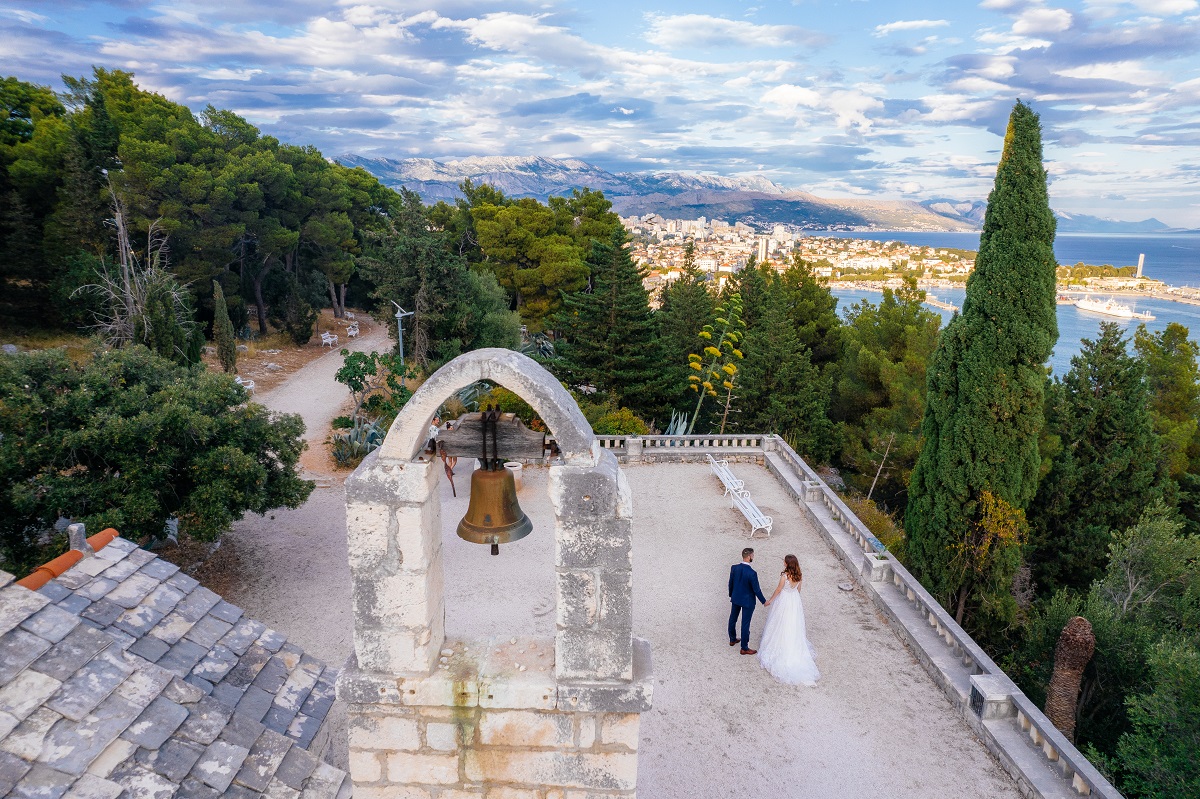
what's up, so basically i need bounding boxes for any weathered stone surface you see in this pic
[157,640,208,677]
[175,589,221,624]
[274,745,318,791]
[186,675,214,696]
[597,571,633,631]
[184,615,234,650]
[176,696,232,746]
[165,573,199,594]
[219,619,265,657]
[302,761,348,799]
[40,694,141,773]
[347,711,420,752]
[218,713,265,750]
[234,729,292,792]
[104,573,161,609]
[0,749,32,795]
[598,713,639,750]
[376,348,595,461]
[108,760,176,799]
[84,739,135,779]
[224,645,271,689]
[347,749,382,783]
[463,749,637,791]
[478,710,573,748]
[555,572,598,628]
[135,736,204,781]
[113,664,173,709]
[127,637,170,663]
[424,722,458,751]
[176,775,220,799]
[20,605,80,644]
[79,601,123,628]
[552,519,632,572]
[161,677,205,705]
[255,629,287,654]
[75,581,116,605]
[191,645,239,683]
[139,584,185,616]
[59,772,123,799]
[0,670,62,720]
[235,686,274,722]
[554,628,632,683]
[0,629,54,684]
[54,595,91,615]
[1,707,62,760]
[11,762,75,799]
[122,697,189,748]
[209,681,244,708]
[36,583,71,604]
[385,752,459,786]
[45,651,134,721]
[96,557,141,583]
[113,606,166,639]
[251,656,290,695]
[190,740,249,792]
[137,560,179,582]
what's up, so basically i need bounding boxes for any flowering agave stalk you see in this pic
[685,292,745,434]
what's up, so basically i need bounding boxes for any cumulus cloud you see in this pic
[1012,6,1074,34]
[873,19,951,36]
[643,14,826,49]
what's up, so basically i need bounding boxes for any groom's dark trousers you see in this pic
[728,561,768,645]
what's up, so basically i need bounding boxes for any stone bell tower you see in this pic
[336,349,653,797]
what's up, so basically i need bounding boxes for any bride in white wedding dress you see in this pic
[757,554,820,686]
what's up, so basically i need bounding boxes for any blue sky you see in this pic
[2,0,1199,227]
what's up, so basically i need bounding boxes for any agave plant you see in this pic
[331,418,386,467]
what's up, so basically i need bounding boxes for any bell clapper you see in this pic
[491,543,499,556]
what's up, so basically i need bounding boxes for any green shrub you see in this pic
[593,406,649,436]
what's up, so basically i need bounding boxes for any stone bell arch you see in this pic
[337,348,652,797]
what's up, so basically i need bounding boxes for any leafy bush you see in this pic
[331,415,354,430]
[593,406,649,436]
[0,346,312,575]
[842,494,904,556]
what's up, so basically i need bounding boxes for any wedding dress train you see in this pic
[757,581,820,686]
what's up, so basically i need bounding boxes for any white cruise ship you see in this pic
[1075,296,1155,321]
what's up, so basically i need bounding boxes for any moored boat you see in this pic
[1075,295,1155,321]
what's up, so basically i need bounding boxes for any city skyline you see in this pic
[2,0,1198,227]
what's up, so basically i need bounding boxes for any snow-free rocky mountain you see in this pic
[337,154,1169,234]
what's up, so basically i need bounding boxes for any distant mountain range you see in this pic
[337,154,1173,235]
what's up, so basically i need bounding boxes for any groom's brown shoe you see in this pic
[740,648,757,655]
[729,640,739,646]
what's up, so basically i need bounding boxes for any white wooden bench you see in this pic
[707,454,745,497]
[732,490,773,538]
[321,332,338,348]
[346,324,360,338]
[234,376,255,393]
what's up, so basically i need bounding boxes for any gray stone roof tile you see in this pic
[20,605,81,644]
[59,772,122,799]
[1,630,54,684]
[0,538,346,799]
[36,582,71,604]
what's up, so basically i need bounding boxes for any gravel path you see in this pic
[257,324,391,455]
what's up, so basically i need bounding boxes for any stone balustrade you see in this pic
[547,432,1124,799]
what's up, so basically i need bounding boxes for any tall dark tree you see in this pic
[905,101,1058,630]
[554,230,668,419]
[656,240,715,413]
[776,254,842,375]
[736,286,834,461]
[1028,323,1167,592]
[212,279,238,374]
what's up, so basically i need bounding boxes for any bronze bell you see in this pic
[455,407,532,555]
[457,467,532,555]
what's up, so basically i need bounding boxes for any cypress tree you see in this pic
[905,101,1058,623]
[1028,323,1166,593]
[213,279,238,374]
[554,230,668,419]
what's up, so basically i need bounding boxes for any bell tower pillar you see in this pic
[337,349,652,798]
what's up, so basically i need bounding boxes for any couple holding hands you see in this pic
[728,547,820,686]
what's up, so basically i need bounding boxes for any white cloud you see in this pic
[643,14,824,49]
[1057,60,1166,85]
[872,19,950,37]
[1012,6,1074,33]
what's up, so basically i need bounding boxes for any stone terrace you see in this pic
[439,461,1023,799]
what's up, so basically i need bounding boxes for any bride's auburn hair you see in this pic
[783,554,802,584]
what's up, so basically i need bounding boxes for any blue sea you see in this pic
[825,232,1200,375]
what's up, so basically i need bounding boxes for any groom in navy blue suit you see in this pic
[729,547,768,655]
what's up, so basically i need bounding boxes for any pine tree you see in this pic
[905,100,1058,628]
[554,230,668,419]
[213,279,238,374]
[1028,323,1166,592]
[736,286,833,461]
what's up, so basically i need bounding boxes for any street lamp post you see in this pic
[391,302,415,385]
